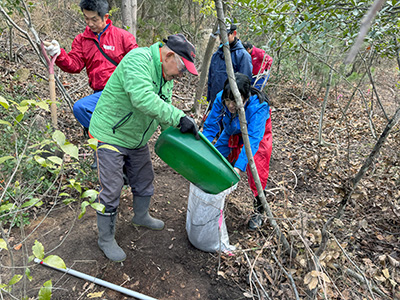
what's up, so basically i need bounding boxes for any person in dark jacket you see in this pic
[44,0,138,130]
[207,23,252,108]
[203,73,272,230]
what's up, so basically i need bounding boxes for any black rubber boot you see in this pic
[97,211,126,262]
[132,196,164,230]
[248,195,265,231]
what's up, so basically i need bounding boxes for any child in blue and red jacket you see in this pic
[202,73,272,230]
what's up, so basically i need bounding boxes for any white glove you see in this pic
[44,40,61,57]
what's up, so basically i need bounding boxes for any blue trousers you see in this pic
[73,91,102,128]
[252,75,270,91]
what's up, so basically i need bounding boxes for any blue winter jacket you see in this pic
[207,39,253,105]
[203,91,270,172]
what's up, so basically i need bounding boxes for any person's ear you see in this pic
[165,51,175,61]
[103,13,109,21]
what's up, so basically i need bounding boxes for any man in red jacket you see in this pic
[243,42,273,91]
[45,0,138,131]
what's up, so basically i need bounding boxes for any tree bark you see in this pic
[121,0,137,36]
[193,22,218,117]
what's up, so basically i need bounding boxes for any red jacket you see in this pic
[55,19,138,91]
[250,46,273,76]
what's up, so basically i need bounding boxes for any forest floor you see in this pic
[1,18,400,300]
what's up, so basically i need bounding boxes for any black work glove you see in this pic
[179,116,200,140]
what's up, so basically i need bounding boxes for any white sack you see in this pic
[186,183,237,252]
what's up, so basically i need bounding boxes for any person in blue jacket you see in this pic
[207,23,252,108]
[203,73,273,230]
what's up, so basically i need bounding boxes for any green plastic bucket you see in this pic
[155,127,240,194]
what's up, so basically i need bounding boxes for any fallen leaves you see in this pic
[304,270,331,290]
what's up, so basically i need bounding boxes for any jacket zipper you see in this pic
[112,112,133,134]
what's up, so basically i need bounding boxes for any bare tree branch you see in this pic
[345,0,386,64]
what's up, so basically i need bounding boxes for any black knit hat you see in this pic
[163,34,198,76]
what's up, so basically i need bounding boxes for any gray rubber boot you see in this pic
[131,196,164,230]
[97,212,126,262]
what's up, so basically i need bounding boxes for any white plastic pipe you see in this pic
[34,258,158,300]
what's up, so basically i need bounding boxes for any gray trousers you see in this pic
[95,142,154,212]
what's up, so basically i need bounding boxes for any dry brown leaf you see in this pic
[87,291,104,298]
[321,272,331,283]
[243,292,253,298]
[304,272,313,285]
[308,277,319,290]
[374,274,386,282]
[217,271,226,279]
[13,243,22,250]
[382,268,390,279]
[388,255,400,267]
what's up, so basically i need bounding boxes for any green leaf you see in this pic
[87,138,98,150]
[38,280,52,300]
[0,238,7,250]
[21,198,43,208]
[32,240,44,260]
[34,155,46,166]
[0,203,14,213]
[62,198,76,205]
[78,201,90,219]
[98,144,121,153]
[52,130,66,146]
[25,268,33,281]
[36,101,50,111]
[47,156,63,165]
[0,120,12,126]
[17,105,29,114]
[43,255,66,269]
[60,143,78,159]
[8,274,22,286]
[90,202,105,213]
[0,95,9,109]
[20,100,36,106]
[68,180,82,194]
[81,189,98,201]
[59,192,70,197]
[0,156,15,164]
[15,113,24,123]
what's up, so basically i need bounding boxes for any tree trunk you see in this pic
[131,0,137,37]
[121,0,137,36]
[193,23,218,117]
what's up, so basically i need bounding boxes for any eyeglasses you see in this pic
[224,98,237,106]
[175,54,187,74]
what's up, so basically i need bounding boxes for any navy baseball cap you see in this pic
[163,34,198,76]
[214,23,237,35]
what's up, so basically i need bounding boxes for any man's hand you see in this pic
[234,167,241,174]
[179,116,200,140]
[44,40,61,57]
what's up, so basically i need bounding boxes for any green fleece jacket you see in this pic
[89,42,185,149]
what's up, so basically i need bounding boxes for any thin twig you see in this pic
[271,251,300,300]
[329,232,375,300]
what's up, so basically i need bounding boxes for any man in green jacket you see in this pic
[89,34,199,262]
